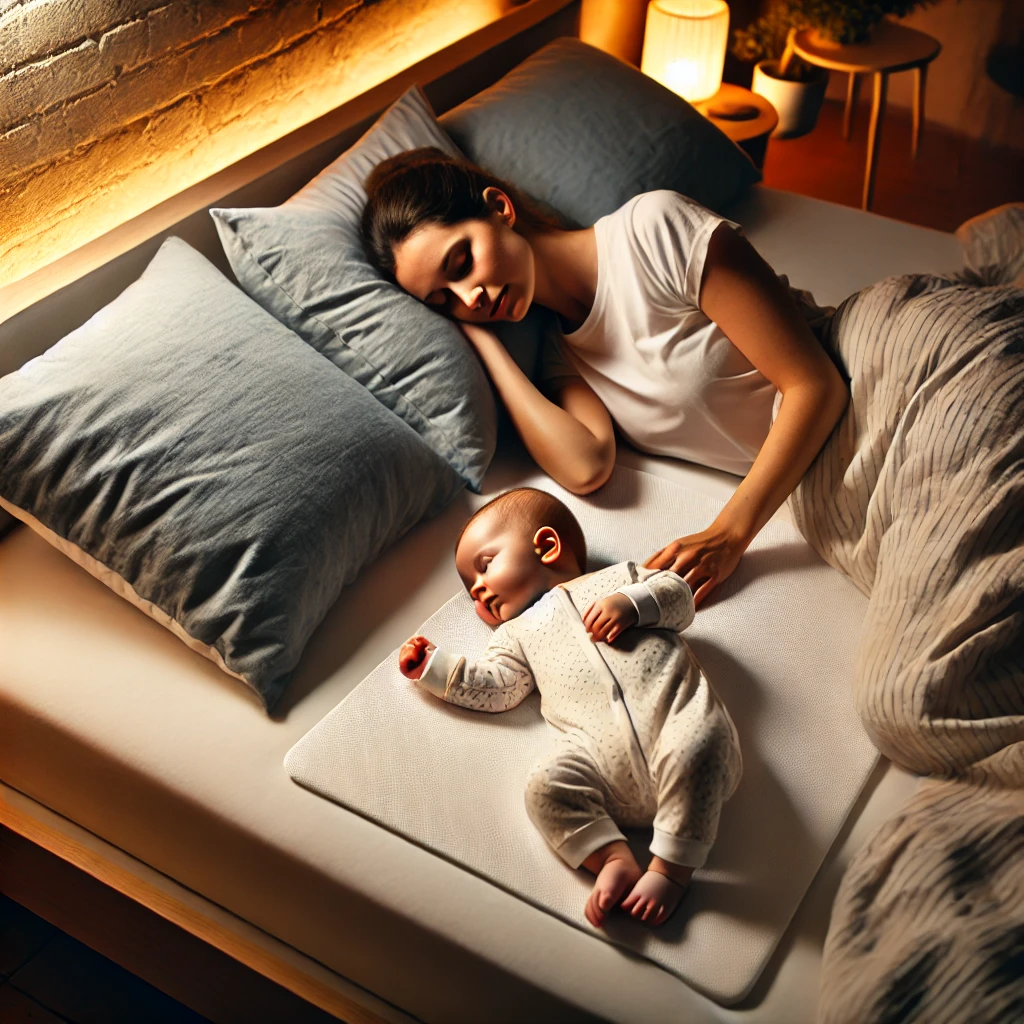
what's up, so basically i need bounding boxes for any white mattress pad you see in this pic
[287,467,877,1004]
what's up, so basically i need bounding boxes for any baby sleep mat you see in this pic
[285,466,877,1003]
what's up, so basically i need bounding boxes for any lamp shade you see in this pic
[641,0,730,104]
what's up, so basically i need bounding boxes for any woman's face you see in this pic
[392,189,535,323]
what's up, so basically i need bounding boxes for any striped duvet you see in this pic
[786,258,1024,1022]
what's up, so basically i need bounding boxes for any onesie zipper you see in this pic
[555,587,650,780]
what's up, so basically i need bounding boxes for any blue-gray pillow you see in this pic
[211,86,499,491]
[439,37,761,227]
[0,237,461,712]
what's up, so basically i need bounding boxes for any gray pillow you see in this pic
[440,37,761,227]
[211,86,499,491]
[0,237,461,712]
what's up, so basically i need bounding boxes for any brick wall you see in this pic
[0,0,507,287]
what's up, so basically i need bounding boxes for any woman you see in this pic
[362,147,849,607]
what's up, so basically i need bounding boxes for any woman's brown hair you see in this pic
[361,146,557,278]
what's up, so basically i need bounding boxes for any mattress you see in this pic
[0,187,962,1024]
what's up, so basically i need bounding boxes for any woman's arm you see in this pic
[646,223,849,606]
[460,322,616,494]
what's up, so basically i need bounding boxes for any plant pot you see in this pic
[751,60,828,139]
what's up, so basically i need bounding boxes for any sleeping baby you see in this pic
[398,487,741,929]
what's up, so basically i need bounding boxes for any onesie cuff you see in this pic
[555,817,628,869]
[418,647,459,700]
[650,829,712,869]
[617,582,660,628]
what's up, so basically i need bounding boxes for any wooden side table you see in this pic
[792,20,941,211]
[695,84,779,171]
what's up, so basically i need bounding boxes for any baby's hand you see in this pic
[399,635,436,680]
[583,594,638,644]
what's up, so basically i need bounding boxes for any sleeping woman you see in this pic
[360,147,849,606]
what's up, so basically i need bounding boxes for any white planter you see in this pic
[751,59,827,138]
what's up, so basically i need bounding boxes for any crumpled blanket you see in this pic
[786,206,1024,1023]
[789,271,1024,785]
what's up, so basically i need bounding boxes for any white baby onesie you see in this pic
[418,562,742,870]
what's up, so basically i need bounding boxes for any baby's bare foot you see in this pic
[621,867,692,927]
[585,855,642,929]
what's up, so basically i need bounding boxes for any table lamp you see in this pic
[641,0,730,104]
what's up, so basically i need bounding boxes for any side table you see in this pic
[792,20,941,211]
[695,84,779,171]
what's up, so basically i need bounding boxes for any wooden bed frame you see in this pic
[0,5,579,1021]
[0,785,393,1023]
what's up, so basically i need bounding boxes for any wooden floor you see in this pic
[761,98,1024,233]
[0,895,207,1023]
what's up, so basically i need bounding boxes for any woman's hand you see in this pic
[645,522,748,609]
[453,321,615,495]
[399,635,436,680]
[583,593,638,644]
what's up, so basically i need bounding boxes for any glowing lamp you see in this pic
[641,0,730,104]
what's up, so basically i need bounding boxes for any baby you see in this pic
[399,487,742,928]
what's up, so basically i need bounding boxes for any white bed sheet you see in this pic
[0,187,962,1024]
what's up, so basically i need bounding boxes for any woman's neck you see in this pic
[521,224,597,328]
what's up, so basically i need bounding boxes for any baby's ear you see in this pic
[533,526,562,565]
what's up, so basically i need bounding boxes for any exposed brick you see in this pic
[0,0,168,72]
[0,40,99,128]
[1,0,346,175]
[96,17,152,77]
[0,0,486,285]
[144,0,256,65]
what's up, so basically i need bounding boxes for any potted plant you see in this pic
[733,0,936,138]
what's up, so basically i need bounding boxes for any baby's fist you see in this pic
[583,593,638,644]
[399,635,435,679]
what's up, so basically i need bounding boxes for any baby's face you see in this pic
[455,511,547,626]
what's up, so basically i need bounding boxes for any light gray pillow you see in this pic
[0,237,461,712]
[440,37,761,227]
[211,86,500,491]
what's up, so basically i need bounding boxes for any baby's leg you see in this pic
[620,855,693,926]
[624,684,742,926]
[525,738,638,929]
[581,841,642,929]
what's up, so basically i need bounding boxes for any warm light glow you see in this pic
[641,0,729,104]
[665,58,701,96]
[0,0,511,292]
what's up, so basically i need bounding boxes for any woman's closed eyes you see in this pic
[426,242,472,309]
[446,240,472,281]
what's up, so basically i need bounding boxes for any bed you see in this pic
[4,11,1012,1023]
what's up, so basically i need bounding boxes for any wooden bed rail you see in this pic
[0,783,411,1024]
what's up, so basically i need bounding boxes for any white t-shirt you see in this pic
[543,190,778,477]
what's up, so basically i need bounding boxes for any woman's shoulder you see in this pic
[623,190,718,234]
[611,190,725,276]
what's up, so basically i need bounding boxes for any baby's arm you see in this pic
[625,567,695,632]
[582,592,638,644]
[399,635,435,679]
[584,566,695,642]
[397,626,535,713]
